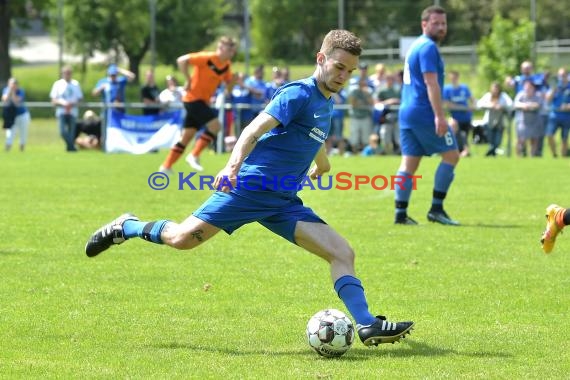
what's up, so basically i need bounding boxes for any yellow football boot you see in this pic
[541,204,565,254]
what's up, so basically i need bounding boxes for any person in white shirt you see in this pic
[477,81,513,156]
[159,75,185,112]
[50,65,84,151]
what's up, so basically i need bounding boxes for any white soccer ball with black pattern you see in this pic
[306,309,354,358]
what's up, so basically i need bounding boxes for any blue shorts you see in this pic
[545,118,570,140]
[193,190,325,244]
[400,126,458,156]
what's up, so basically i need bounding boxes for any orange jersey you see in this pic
[183,51,233,103]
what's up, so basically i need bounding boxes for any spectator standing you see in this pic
[545,67,570,157]
[159,75,185,113]
[244,65,269,119]
[348,62,374,93]
[443,70,475,157]
[476,81,513,157]
[347,76,374,154]
[50,65,84,152]
[92,64,136,114]
[514,80,543,157]
[265,66,285,101]
[230,72,254,138]
[369,62,387,92]
[505,60,548,95]
[325,89,347,156]
[375,72,401,155]
[140,69,161,115]
[281,66,291,84]
[506,60,549,156]
[2,78,31,152]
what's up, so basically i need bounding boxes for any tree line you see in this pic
[1,0,569,86]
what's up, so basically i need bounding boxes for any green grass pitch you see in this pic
[1,119,570,379]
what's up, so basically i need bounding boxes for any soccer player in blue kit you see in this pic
[85,30,414,347]
[394,5,460,226]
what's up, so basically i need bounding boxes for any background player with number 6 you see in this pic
[393,5,461,226]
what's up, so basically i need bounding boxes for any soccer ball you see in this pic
[306,309,354,358]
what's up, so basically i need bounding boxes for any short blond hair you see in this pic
[319,30,362,57]
[219,36,237,48]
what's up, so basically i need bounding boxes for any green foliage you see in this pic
[154,0,230,68]
[249,0,427,62]
[60,0,228,80]
[250,0,330,62]
[0,0,53,83]
[2,121,570,377]
[477,14,535,88]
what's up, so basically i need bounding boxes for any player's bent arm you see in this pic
[214,112,279,192]
[310,145,331,179]
[227,112,278,171]
[177,54,192,84]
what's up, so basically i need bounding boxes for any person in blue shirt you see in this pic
[395,5,460,226]
[85,29,414,347]
[506,60,548,95]
[2,77,31,152]
[229,72,255,137]
[92,64,135,113]
[244,65,269,120]
[325,89,347,155]
[443,70,475,157]
[545,67,570,157]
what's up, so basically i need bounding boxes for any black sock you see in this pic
[395,201,408,220]
[564,209,570,226]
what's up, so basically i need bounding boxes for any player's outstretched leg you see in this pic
[357,316,415,346]
[85,213,139,257]
[541,204,567,254]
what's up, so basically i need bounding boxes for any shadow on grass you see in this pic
[458,223,524,229]
[153,339,512,361]
[0,248,30,255]
[351,340,513,359]
[154,342,318,357]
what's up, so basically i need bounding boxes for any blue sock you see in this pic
[433,162,455,206]
[334,275,376,326]
[395,171,413,217]
[123,220,169,244]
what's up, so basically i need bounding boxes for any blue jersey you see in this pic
[1,87,28,115]
[236,77,332,195]
[550,82,570,121]
[94,76,129,103]
[399,34,445,129]
[443,84,472,123]
[514,73,547,94]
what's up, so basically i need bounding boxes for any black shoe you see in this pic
[395,215,418,225]
[427,210,460,226]
[85,213,139,257]
[357,316,415,346]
